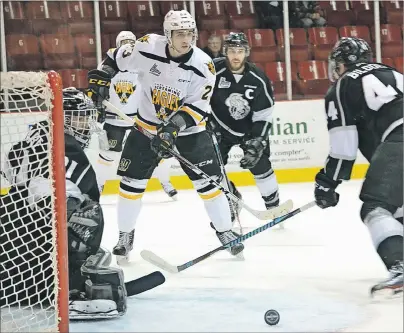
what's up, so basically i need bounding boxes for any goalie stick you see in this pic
[125,271,165,296]
[102,100,293,221]
[140,201,316,273]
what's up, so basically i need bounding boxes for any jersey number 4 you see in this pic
[363,72,403,111]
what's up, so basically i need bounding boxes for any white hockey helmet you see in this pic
[163,10,197,46]
[116,31,136,48]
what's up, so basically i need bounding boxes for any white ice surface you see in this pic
[70,180,403,332]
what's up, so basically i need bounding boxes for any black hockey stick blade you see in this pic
[125,271,165,296]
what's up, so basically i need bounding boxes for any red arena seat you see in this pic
[246,29,277,63]
[40,34,77,69]
[196,1,228,30]
[372,24,403,58]
[264,61,299,99]
[74,34,97,69]
[339,26,371,43]
[6,34,42,70]
[60,1,94,34]
[276,28,311,61]
[297,60,330,97]
[394,56,403,72]
[127,1,161,17]
[159,1,189,14]
[99,1,129,33]
[308,27,339,60]
[225,1,255,15]
[58,69,89,89]
[3,1,32,34]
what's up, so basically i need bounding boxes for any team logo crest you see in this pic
[225,93,251,120]
[206,61,216,75]
[151,84,182,121]
[108,139,117,148]
[137,35,150,43]
[114,81,135,104]
[118,158,131,171]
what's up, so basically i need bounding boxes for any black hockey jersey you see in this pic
[210,58,275,138]
[4,120,99,202]
[323,62,403,181]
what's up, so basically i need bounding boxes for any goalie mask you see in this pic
[163,10,197,52]
[328,37,373,82]
[63,88,97,148]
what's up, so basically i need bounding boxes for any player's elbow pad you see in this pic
[101,57,119,77]
[252,121,272,138]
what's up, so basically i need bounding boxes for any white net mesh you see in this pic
[1,72,61,332]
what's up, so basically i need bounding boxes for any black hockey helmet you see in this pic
[63,87,97,148]
[328,37,373,82]
[223,32,250,56]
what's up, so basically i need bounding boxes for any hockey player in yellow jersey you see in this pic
[86,10,244,263]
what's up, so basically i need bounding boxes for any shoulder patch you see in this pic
[206,60,216,75]
[137,35,150,43]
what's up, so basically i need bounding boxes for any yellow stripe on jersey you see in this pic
[119,191,143,200]
[199,189,222,200]
[179,106,204,123]
[135,118,157,131]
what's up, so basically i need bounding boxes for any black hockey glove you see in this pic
[314,170,341,209]
[151,121,180,159]
[86,69,111,108]
[240,137,267,169]
[206,116,222,143]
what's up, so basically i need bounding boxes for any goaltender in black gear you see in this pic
[208,32,280,223]
[0,88,144,319]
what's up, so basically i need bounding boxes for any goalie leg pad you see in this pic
[68,199,105,290]
[69,299,119,320]
[81,247,128,316]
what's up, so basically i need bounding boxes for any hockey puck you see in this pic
[264,309,280,326]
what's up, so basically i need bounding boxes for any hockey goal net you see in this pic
[0,71,69,332]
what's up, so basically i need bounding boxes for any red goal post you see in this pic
[0,71,69,332]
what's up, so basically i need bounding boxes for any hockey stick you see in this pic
[209,131,243,234]
[140,201,316,273]
[125,271,165,296]
[102,99,293,221]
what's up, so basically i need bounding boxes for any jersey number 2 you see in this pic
[202,85,212,100]
[363,72,403,111]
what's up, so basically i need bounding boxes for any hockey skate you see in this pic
[162,182,178,201]
[216,230,245,259]
[370,261,403,296]
[113,230,134,265]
